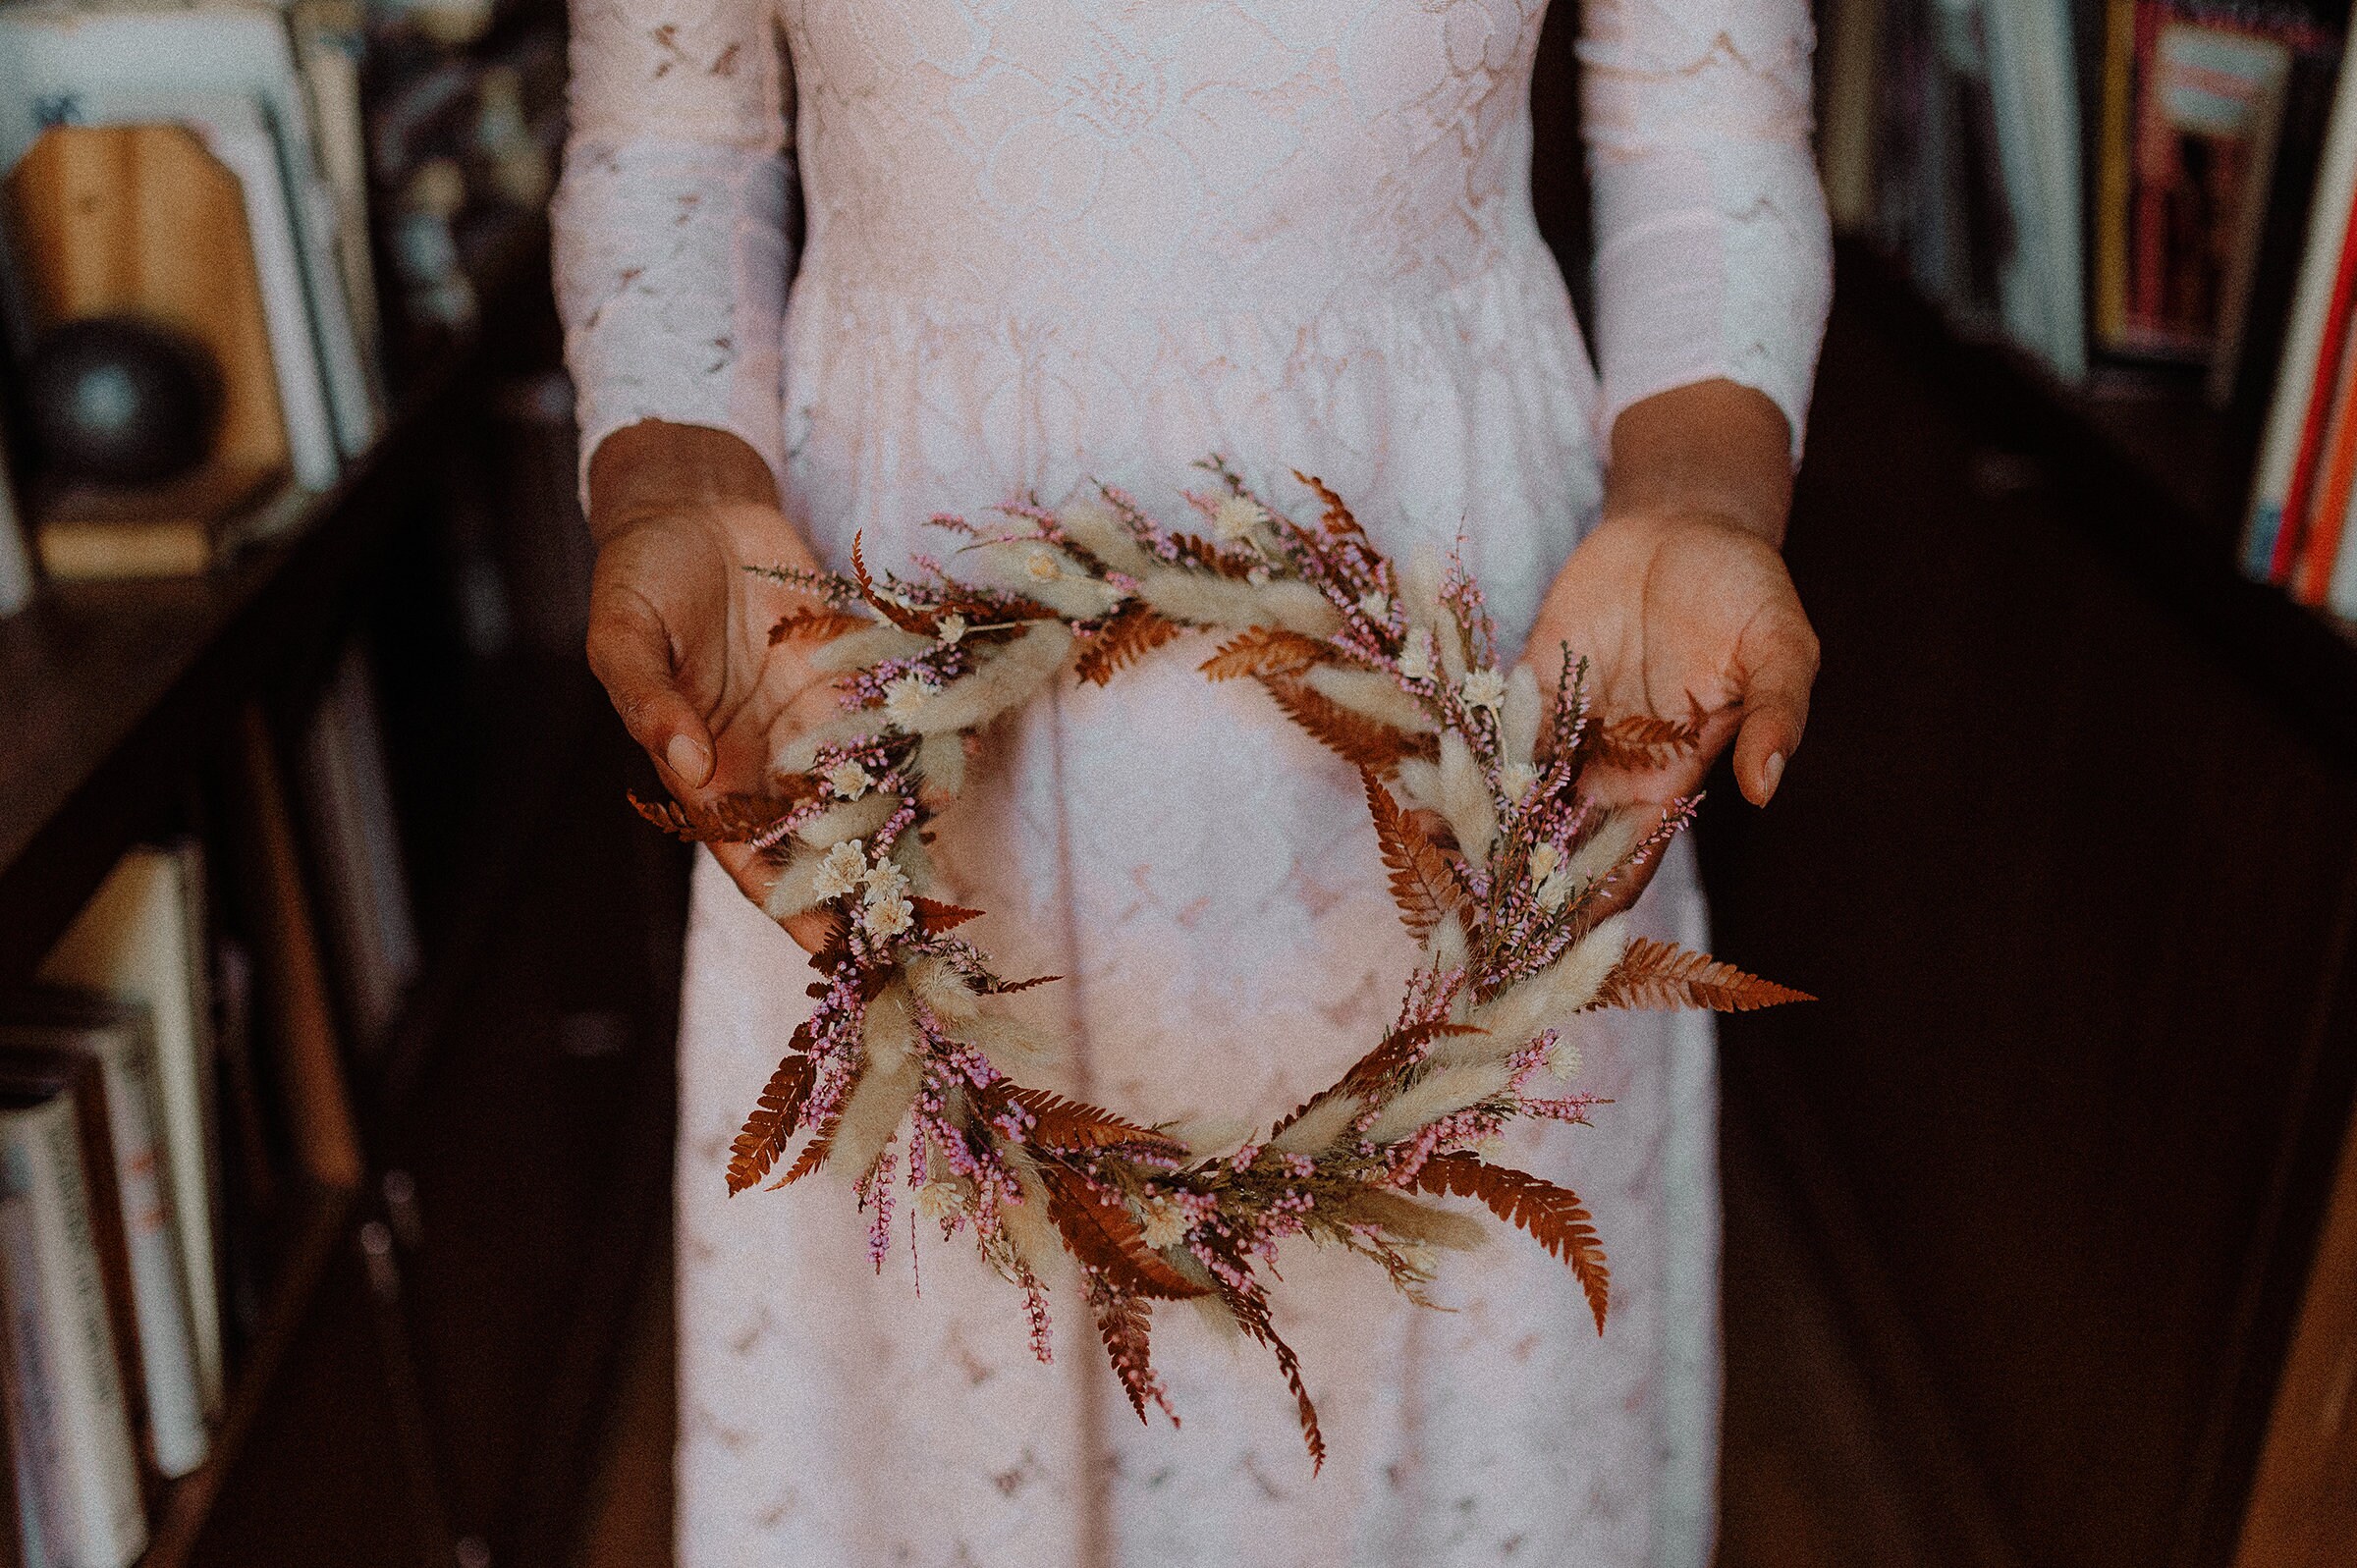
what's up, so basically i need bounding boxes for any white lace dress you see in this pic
[553,4,1830,1564]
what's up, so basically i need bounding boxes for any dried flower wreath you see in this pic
[633,461,1808,1467]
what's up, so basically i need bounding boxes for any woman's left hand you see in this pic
[1518,379,1819,822]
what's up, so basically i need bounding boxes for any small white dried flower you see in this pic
[1460,667,1507,713]
[861,856,910,904]
[1501,762,1539,803]
[1398,627,1437,682]
[1024,549,1063,582]
[812,839,868,901]
[1536,869,1575,913]
[1547,1039,1585,1081]
[883,674,939,725]
[1137,1198,1191,1250]
[1527,841,1562,884]
[863,891,915,938]
[1357,589,1391,622]
[915,1181,967,1223]
[1211,495,1267,542]
[937,613,966,645]
[824,759,872,800]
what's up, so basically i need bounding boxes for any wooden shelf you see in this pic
[1836,243,2357,769]
[0,219,549,989]
[140,1182,356,1568]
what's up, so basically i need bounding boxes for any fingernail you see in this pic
[667,733,710,783]
[1762,751,1785,799]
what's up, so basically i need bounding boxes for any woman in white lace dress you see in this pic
[554,2,1829,1563]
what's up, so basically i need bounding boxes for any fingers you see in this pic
[586,582,716,790]
[1730,603,1820,806]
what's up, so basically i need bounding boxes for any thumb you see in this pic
[1728,600,1819,806]
[586,582,717,790]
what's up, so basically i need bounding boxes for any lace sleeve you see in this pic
[552,0,793,495]
[1580,0,1834,460]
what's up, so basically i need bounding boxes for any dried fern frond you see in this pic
[1361,771,1473,941]
[726,1040,814,1195]
[629,789,803,843]
[1406,1153,1609,1332]
[1587,938,1814,1012]
[1586,706,1707,772]
[1088,1278,1175,1425]
[1075,602,1184,685]
[1002,1087,1190,1160]
[1198,626,1333,680]
[1217,1275,1326,1471]
[1289,468,1365,541]
[770,1115,837,1190]
[1261,674,1438,774]
[1038,1165,1208,1301]
[912,897,985,935]
[769,607,871,646]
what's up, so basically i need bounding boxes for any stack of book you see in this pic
[1823,0,2357,623]
[0,634,415,1566]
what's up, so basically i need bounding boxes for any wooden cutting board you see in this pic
[6,123,291,575]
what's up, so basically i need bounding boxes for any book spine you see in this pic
[91,1044,205,1480]
[2256,41,2357,578]
[0,1195,69,1568]
[167,841,223,1420]
[10,1108,146,1568]
[2094,0,2139,347]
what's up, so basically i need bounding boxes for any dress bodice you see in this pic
[778,0,1555,324]
[554,0,1832,500]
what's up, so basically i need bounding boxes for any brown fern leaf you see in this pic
[1087,1277,1175,1425]
[630,789,801,843]
[1587,938,1813,1012]
[1167,533,1263,579]
[770,1114,837,1190]
[1407,1153,1610,1333]
[1586,706,1707,771]
[850,532,938,634]
[1075,603,1184,685]
[1289,469,1367,541]
[727,1038,815,1194]
[1361,772,1473,939]
[1037,1165,1208,1300]
[1260,674,1438,775]
[1003,1086,1190,1159]
[768,607,869,646]
[912,897,985,935]
[1215,1274,1326,1471]
[1198,626,1333,681]
[1335,1017,1486,1101]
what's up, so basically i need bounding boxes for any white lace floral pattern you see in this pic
[555,1,1826,1563]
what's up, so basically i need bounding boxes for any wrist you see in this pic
[586,418,781,545]
[1602,379,1793,549]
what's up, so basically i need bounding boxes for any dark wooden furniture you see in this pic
[0,217,685,1568]
[1704,250,2357,1568]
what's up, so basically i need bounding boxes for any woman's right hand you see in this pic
[583,420,840,939]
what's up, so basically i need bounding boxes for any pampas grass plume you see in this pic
[964,540,1126,621]
[1267,1091,1365,1155]
[810,622,931,675]
[1365,1061,1512,1144]
[1055,495,1158,575]
[1438,732,1498,862]
[830,984,924,1183]
[1304,665,1437,733]
[1456,913,1634,1061]
[910,622,1074,735]
[1346,1189,1489,1252]
[797,793,896,849]
[906,953,980,1020]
